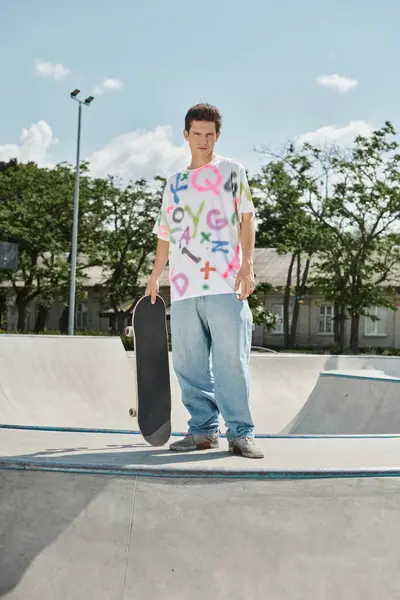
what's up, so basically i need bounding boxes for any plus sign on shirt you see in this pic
[153,155,255,303]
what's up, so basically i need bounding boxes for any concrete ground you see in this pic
[1,470,400,599]
[2,429,400,475]
[2,336,400,598]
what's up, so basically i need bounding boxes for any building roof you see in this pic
[81,248,291,288]
[82,247,400,289]
[2,248,399,292]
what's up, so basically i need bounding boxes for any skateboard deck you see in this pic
[129,294,171,446]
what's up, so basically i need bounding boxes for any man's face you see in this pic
[184,120,220,155]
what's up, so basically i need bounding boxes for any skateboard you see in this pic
[126,294,171,446]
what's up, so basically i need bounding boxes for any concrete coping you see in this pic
[321,370,400,383]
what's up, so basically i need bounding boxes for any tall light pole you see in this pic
[68,89,94,335]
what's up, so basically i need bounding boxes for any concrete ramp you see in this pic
[2,336,400,435]
[284,370,400,435]
[127,352,400,433]
[0,335,136,429]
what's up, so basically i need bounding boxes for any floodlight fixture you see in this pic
[68,89,95,335]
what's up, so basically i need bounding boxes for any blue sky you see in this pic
[1,0,399,181]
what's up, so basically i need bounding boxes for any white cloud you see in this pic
[35,60,70,80]
[0,121,188,180]
[0,121,54,165]
[317,73,358,94]
[87,125,189,180]
[298,120,373,146]
[103,78,122,91]
[94,77,123,96]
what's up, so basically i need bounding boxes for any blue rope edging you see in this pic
[1,459,400,481]
[2,422,400,440]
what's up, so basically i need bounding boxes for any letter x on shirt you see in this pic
[153,155,255,303]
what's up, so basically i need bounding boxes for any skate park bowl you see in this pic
[2,334,400,598]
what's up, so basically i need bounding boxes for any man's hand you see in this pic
[145,275,159,304]
[234,262,255,300]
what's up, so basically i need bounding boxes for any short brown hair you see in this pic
[185,103,222,134]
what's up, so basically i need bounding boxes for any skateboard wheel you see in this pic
[129,408,137,417]
[125,326,133,338]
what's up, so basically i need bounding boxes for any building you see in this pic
[3,249,400,350]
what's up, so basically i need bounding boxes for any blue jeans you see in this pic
[170,293,255,441]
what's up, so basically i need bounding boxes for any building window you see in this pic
[318,305,333,334]
[364,306,388,336]
[76,303,88,329]
[272,304,292,334]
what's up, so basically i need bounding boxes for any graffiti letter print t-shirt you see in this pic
[153,155,255,303]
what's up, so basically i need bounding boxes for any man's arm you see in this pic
[235,212,256,300]
[151,239,170,278]
[146,239,170,303]
[240,212,255,267]
[147,177,172,303]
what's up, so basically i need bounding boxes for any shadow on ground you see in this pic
[0,443,232,471]
[0,470,112,597]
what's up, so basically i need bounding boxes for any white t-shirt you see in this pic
[153,155,255,303]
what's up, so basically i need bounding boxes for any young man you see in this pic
[145,103,263,459]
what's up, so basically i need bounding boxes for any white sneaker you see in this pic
[229,437,264,459]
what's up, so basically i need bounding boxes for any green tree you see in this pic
[251,159,324,348]
[98,175,164,332]
[306,122,400,353]
[0,160,105,331]
[248,281,278,330]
